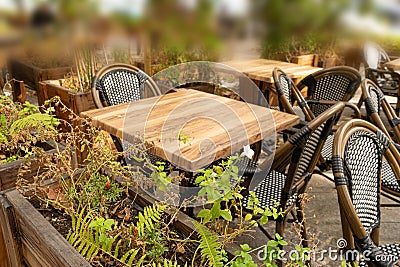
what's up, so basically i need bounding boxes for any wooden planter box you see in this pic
[39,80,96,122]
[0,176,239,266]
[0,141,59,191]
[0,189,90,266]
[290,54,319,67]
[7,58,73,105]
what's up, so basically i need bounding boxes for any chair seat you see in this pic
[381,161,400,194]
[358,243,400,267]
[242,170,297,210]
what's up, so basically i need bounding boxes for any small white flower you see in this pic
[241,145,254,159]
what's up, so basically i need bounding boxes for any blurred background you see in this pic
[1,0,400,75]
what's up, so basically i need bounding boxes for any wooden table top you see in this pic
[82,89,299,171]
[222,58,322,83]
[385,58,400,71]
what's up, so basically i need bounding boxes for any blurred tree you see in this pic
[251,0,351,60]
[143,0,222,68]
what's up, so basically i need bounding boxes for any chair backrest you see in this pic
[272,67,315,121]
[362,78,400,143]
[297,66,361,116]
[91,63,161,108]
[332,119,400,255]
[268,102,353,209]
[364,42,391,69]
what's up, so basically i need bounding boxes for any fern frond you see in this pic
[119,248,140,266]
[10,113,58,135]
[127,249,140,266]
[137,204,167,237]
[67,211,120,262]
[192,221,224,267]
[151,259,180,267]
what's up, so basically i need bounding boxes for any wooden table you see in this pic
[385,58,400,71]
[82,89,299,171]
[222,59,322,104]
[222,58,322,85]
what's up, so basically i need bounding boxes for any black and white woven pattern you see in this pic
[344,131,382,233]
[242,170,297,209]
[96,69,148,106]
[278,73,291,102]
[320,134,333,161]
[277,73,306,120]
[312,75,350,116]
[381,160,400,193]
[369,87,382,113]
[358,243,400,267]
[243,123,324,210]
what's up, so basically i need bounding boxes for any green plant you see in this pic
[150,161,173,192]
[79,172,124,214]
[177,132,192,144]
[67,203,174,266]
[67,208,140,265]
[0,95,59,163]
[195,155,241,202]
[230,244,258,267]
[137,204,167,236]
[192,221,227,267]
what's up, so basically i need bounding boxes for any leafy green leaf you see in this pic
[220,210,232,221]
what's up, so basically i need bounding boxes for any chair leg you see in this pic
[396,94,400,116]
[110,135,127,165]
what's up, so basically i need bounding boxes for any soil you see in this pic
[29,194,201,266]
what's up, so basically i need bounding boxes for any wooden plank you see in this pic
[82,89,299,170]
[4,189,90,266]
[8,58,36,89]
[0,221,9,267]
[290,54,319,67]
[0,193,22,267]
[8,58,73,103]
[11,80,26,103]
[39,80,95,114]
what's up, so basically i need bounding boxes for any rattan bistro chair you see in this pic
[273,67,361,171]
[364,43,400,114]
[297,66,361,117]
[295,66,362,166]
[332,119,400,266]
[362,78,400,204]
[91,63,161,163]
[242,102,356,246]
[91,63,161,108]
